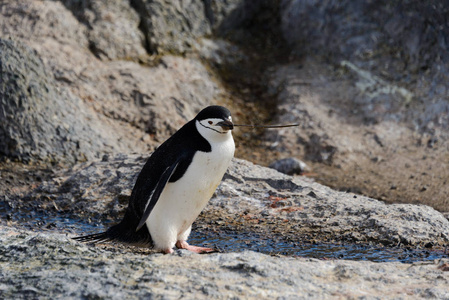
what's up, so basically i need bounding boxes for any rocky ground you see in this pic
[1,0,449,298]
[2,157,449,298]
[5,156,449,247]
[1,225,449,299]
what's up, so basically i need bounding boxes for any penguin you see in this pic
[74,105,235,254]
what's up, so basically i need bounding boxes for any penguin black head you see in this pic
[195,106,234,134]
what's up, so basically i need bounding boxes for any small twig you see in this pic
[233,124,300,129]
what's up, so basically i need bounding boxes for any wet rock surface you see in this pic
[3,155,448,249]
[1,225,448,299]
[1,156,449,298]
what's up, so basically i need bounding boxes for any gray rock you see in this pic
[0,1,223,159]
[217,159,449,247]
[85,56,220,138]
[280,0,449,68]
[205,0,263,34]
[0,224,448,299]
[59,0,147,60]
[0,38,134,163]
[17,155,449,247]
[130,0,267,54]
[197,38,248,67]
[269,157,308,175]
[0,1,89,50]
[131,0,212,54]
[280,0,449,137]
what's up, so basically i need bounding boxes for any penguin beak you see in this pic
[217,120,234,130]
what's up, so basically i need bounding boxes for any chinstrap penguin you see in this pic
[74,105,235,254]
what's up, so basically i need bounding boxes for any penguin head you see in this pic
[195,106,234,138]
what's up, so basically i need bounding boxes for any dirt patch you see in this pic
[316,141,449,211]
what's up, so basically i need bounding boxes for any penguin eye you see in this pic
[208,121,213,125]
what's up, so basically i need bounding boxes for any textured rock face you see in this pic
[0,39,131,163]
[2,155,449,298]
[131,0,211,54]
[280,0,449,135]
[0,1,224,162]
[1,225,448,299]
[281,0,449,66]
[130,0,263,54]
[81,56,219,138]
[58,0,147,60]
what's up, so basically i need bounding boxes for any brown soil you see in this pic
[235,125,449,213]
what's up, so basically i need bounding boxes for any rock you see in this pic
[11,155,449,248]
[0,1,89,50]
[269,157,308,175]
[0,224,448,299]
[205,0,264,34]
[197,38,248,68]
[265,45,449,211]
[0,1,224,161]
[279,0,449,137]
[83,55,220,138]
[0,38,139,164]
[59,0,147,60]
[131,0,212,54]
[280,0,449,67]
[130,0,268,54]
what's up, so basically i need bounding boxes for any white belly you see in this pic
[146,136,234,250]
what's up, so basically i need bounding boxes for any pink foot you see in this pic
[162,248,174,254]
[175,240,217,254]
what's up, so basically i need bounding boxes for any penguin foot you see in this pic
[163,248,174,254]
[175,240,217,254]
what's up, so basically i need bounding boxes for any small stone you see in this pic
[269,158,309,175]
[307,191,317,198]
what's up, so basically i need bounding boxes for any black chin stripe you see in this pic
[199,121,227,134]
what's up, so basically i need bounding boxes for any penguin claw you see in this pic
[175,241,218,254]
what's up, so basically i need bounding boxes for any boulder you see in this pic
[0,39,137,163]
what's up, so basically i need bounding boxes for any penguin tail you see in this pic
[72,223,153,247]
[72,232,111,244]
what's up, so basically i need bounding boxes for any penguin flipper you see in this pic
[135,160,180,231]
